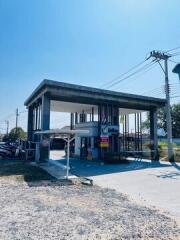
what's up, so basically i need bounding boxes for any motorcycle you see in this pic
[0,140,24,159]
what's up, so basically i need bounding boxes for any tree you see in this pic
[142,103,180,138]
[2,134,9,142]
[4,127,27,142]
[172,104,180,138]
[142,108,165,130]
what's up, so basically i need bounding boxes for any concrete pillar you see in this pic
[98,104,102,160]
[27,106,34,141]
[70,113,74,130]
[150,108,158,160]
[41,93,50,131]
[92,107,94,122]
[35,105,38,130]
[75,112,78,124]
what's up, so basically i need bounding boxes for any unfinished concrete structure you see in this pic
[24,79,166,160]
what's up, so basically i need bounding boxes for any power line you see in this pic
[141,84,164,94]
[99,59,147,88]
[142,86,164,95]
[166,46,180,53]
[0,113,15,124]
[19,110,27,114]
[171,52,180,57]
[169,87,180,94]
[169,82,180,85]
[106,60,156,89]
[169,59,179,64]
[167,47,180,53]
[144,92,165,98]
[171,95,180,99]
[170,85,180,88]
[170,91,180,96]
[112,60,158,91]
[100,49,177,91]
[0,108,27,134]
[0,109,27,123]
[135,86,164,97]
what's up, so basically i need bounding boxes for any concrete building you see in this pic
[24,79,166,161]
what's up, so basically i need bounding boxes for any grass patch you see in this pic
[158,141,180,162]
[0,160,55,182]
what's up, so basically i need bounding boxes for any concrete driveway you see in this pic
[51,151,180,219]
[90,160,180,219]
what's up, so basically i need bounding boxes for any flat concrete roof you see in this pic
[24,79,166,110]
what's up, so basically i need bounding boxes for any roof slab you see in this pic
[24,79,166,110]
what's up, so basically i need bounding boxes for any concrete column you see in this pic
[98,104,102,160]
[27,106,34,141]
[35,105,38,130]
[70,113,74,130]
[150,108,158,160]
[75,112,78,124]
[41,93,50,131]
[92,107,94,122]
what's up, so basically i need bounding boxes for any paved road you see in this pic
[90,161,180,219]
[50,151,180,219]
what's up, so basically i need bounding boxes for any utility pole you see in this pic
[148,51,174,161]
[16,108,19,134]
[5,120,9,135]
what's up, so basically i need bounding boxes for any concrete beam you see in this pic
[49,87,164,110]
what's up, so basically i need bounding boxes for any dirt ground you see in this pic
[0,160,180,240]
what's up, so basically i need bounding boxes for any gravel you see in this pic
[0,160,179,240]
[0,179,180,240]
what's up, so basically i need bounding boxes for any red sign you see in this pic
[100,135,109,148]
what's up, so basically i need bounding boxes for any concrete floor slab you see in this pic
[50,151,180,219]
[91,162,180,220]
[34,159,75,180]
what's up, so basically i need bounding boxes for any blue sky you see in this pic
[0,0,180,132]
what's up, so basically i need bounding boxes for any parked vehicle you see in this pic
[0,140,24,159]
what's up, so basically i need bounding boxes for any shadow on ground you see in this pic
[1,157,179,187]
[152,161,180,179]
[56,157,175,178]
[0,159,73,187]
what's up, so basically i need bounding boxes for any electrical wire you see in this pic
[108,60,156,89]
[139,81,167,97]
[171,52,180,57]
[99,59,147,88]
[0,109,27,122]
[171,95,180,99]
[112,60,158,91]
[106,60,157,89]
[170,92,180,96]
[170,86,180,90]
[145,91,165,97]
[169,59,179,64]
[169,82,180,85]
[137,87,164,98]
[0,113,15,124]
[19,110,27,114]
[166,46,180,53]
[100,48,174,91]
